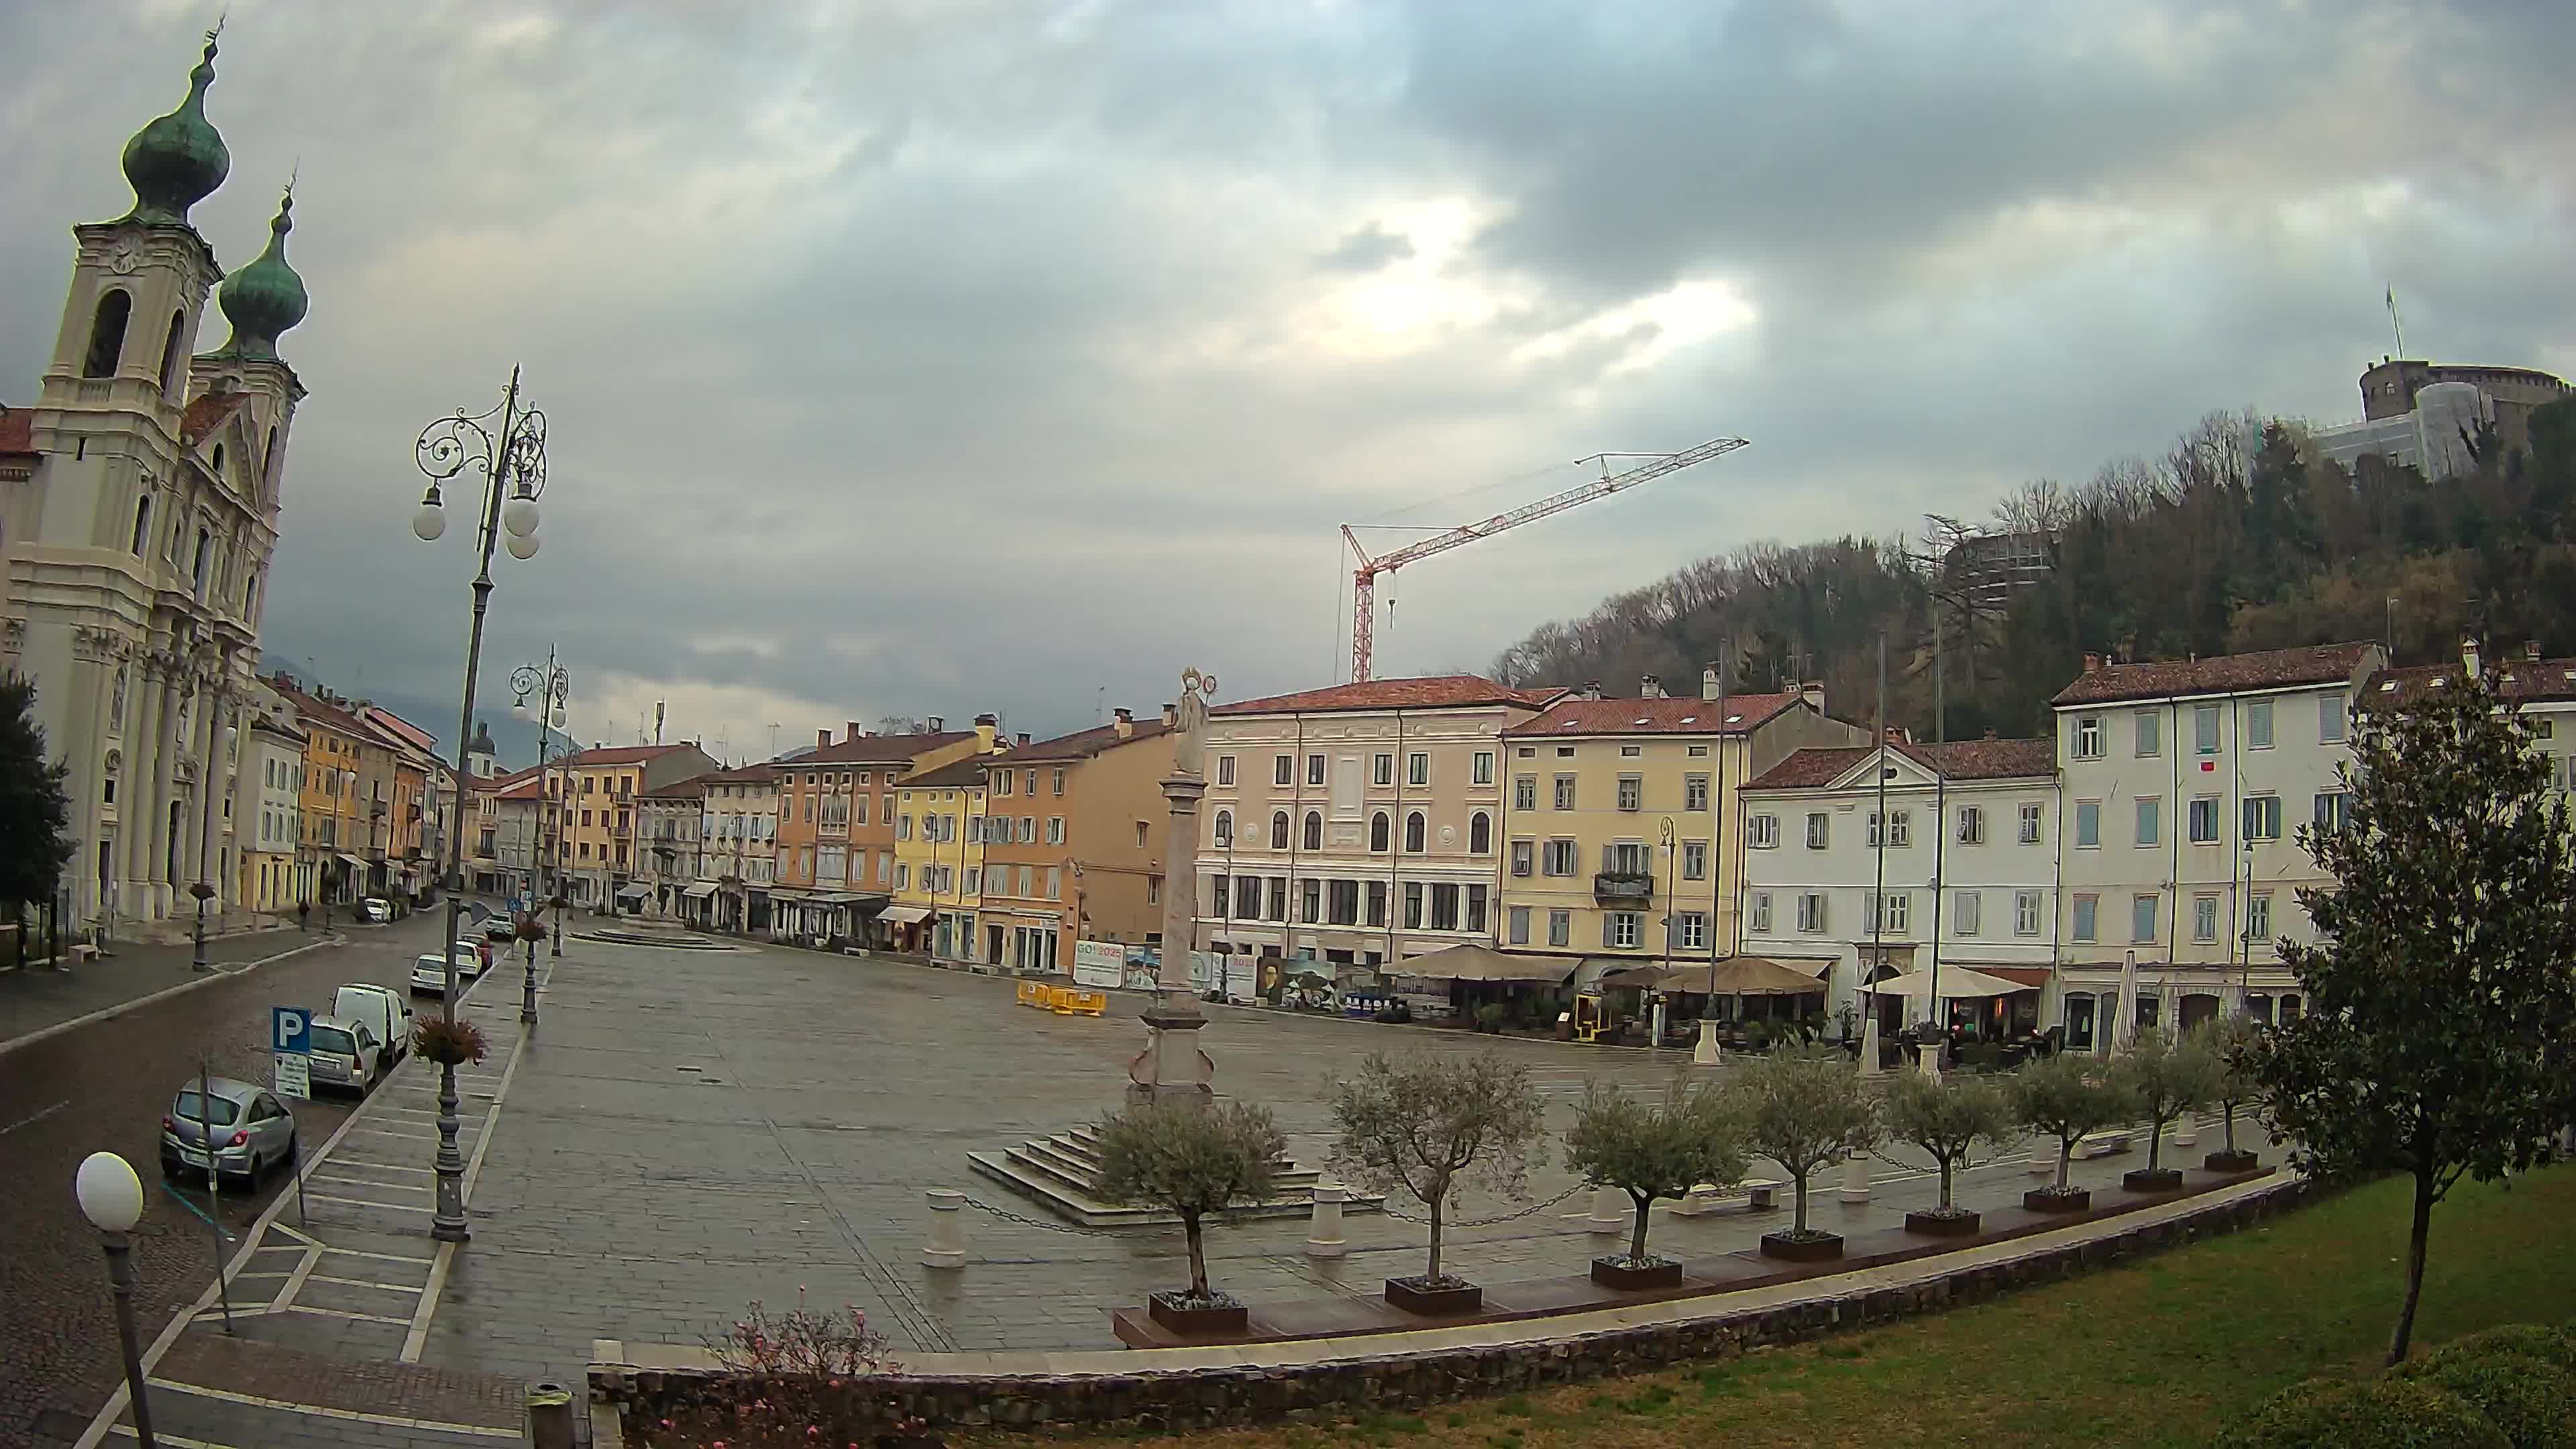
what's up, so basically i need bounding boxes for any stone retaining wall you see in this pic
[594,1177,2316,1436]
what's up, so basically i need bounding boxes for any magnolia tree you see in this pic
[2249,671,2576,1364]
[1881,1071,2018,1217]
[2112,1027,2221,1175]
[1563,1078,1749,1265]
[2012,1051,2133,1195]
[2198,1015,2269,1162]
[1094,1099,1285,1304]
[1739,1046,1880,1238]
[1329,1053,1544,1285]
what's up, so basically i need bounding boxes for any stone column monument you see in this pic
[1128,667,1219,1106]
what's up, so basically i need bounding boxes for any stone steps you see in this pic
[968,1126,1377,1228]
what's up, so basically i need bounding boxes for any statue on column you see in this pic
[1128,667,1221,1105]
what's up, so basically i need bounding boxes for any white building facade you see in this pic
[0,34,309,930]
[2050,642,2385,1049]
[1740,739,2060,1039]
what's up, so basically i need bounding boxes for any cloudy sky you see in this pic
[5,1,2571,764]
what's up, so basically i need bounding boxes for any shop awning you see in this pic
[1966,965,2053,989]
[1866,965,2025,1000]
[820,893,890,909]
[616,884,649,901]
[681,881,719,900]
[879,905,933,924]
[333,853,366,870]
[1394,944,1574,983]
[1597,963,1693,991]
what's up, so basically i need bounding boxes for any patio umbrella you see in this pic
[1862,965,2025,1000]
[2110,951,2141,1057]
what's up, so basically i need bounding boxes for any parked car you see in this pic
[451,938,492,977]
[333,982,413,1075]
[161,1078,297,1189]
[358,897,393,924]
[303,1015,383,1093]
[409,951,457,997]
[484,913,519,942]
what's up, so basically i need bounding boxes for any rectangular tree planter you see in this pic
[1147,1292,1247,1337]
[1758,1230,1844,1263]
[2123,1167,2184,1193]
[1590,1256,1684,1291]
[2204,1149,2261,1173]
[2024,1187,2092,1213]
[1903,1209,1982,1237]
[1383,1277,1483,1316]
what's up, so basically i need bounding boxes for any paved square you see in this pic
[386,930,2263,1399]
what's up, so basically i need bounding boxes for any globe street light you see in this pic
[76,1151,158,1448]
[511,651,570,1024]
[411,367,549,1244]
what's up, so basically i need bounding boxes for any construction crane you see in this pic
[1341,435,1750,682]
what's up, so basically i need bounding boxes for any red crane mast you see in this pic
[1342,435,1750,682]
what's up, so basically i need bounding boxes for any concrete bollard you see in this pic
[1857,1016,1884,1078]
[1693,1019,1722,1067]
[1838,1150,1872,1203]
[2029,1147,2057,1177]
[1586,1185,1627,1233]
[2173,1114,2198,1149]
[1305,1181,1348,1258]
[1916,1049,1942,1084]
[922,1188,967,1269]
[526,1381,576,1449]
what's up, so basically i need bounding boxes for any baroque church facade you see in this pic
[0,29,311,929]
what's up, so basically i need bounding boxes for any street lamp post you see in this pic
[511,651,569,1024]
[410,367,549,1244]
[76,1151,158,1448]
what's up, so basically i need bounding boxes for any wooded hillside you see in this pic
[1491,398,2576,740]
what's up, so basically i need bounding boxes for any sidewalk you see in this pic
[0,925,329,1046]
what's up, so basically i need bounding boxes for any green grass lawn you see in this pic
[998,1166,2576,1449]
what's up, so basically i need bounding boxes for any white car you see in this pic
[303,1015,384,1094]
[358,898,393,924]
[451,939,492,979]
[409,952,458,998]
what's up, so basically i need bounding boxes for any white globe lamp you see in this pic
[76,1151,144,1233]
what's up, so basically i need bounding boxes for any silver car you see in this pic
[303,1014,382,1093]
[160,1077,297,1190]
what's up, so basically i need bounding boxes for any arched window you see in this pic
[192,527,211,592]
[1370,811,1390,853]
[128,495,151,555]
[1213,810,1232,847]
[1303,810,1322,851]
[1269,810,1289,850]
[158,310,186,394]
[102,750,121,806]
[1404,811,1426,853]
[1469,811,1492,855]
[262,425,278,496]
[211,443,226,478]
[83,290,131,378]
[243,569,258,616]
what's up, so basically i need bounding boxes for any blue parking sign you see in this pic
[272,1006,311,1055]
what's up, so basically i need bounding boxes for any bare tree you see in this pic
[1095,1099,1285,1303]
[1328,1053,1545,1285]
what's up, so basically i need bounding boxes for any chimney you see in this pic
[1582,680,1603,701]
[1112,707,1134,739]
[924,716,944,733]
[1016,732,1031,747]
[2527,639,2544,661]
[973,713,998,751]
[1701,666,1721,702]
[846,721,862,741]
[1799,682,1825,713]
[817,729,831,750]
[1640,674,1664,698]
[2083,652,2102,674]
[1161,701,1178,728]
[2462,633,2481,678]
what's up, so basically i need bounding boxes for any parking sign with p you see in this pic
[272,1006,309,1055]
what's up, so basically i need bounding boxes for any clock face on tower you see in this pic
[107,239,142,275]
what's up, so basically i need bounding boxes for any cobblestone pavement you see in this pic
[405,932,2283,1398]
[0,924,326,1047]
[0,908,481,1449]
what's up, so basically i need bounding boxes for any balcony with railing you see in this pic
[1593,871,1654,905]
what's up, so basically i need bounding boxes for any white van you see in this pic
[333,982,414,1078]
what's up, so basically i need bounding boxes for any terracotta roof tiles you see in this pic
[2365,657,2576,710]
[1005,718,1173,762]
[561,743,696,768]
[1503,692,1805,738]
[1214,675,1562,716]
[1745,738,2055,792]
[180,392,251,447]
[0,407,32,457]
[792,730,976,765]
[2051,643,2379,706]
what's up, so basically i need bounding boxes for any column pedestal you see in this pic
[1126,1008,1214,1107]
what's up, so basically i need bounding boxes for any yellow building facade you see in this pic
[890,751,996,960]
[1495,679,1865,973]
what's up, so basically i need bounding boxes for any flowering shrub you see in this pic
[411,1016,488,1067]
[515,914,549,943]
[628,1291,928,1448]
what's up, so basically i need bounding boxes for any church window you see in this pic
[83,290,131,378]
[193,528,211,593]
[158,310,186,394]
[211,443,225,478]
[129,496,152,555]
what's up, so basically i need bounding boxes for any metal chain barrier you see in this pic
[1377,1181,1589,1228]
[956,1194,1128,1236]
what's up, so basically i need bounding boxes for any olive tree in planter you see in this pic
[1739,1046,1880,1261]
[1562,1077,1748,1289]
[2111,1026,2221,1191]
[1093,1098,1285,1337]
[1328,1052,1544,1315]
[2198,1015,2268,1173]
[1882,1070,2018,1236]
[2010,1051,2133,1212]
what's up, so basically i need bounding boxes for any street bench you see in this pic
[1670,1177,1786,1216]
